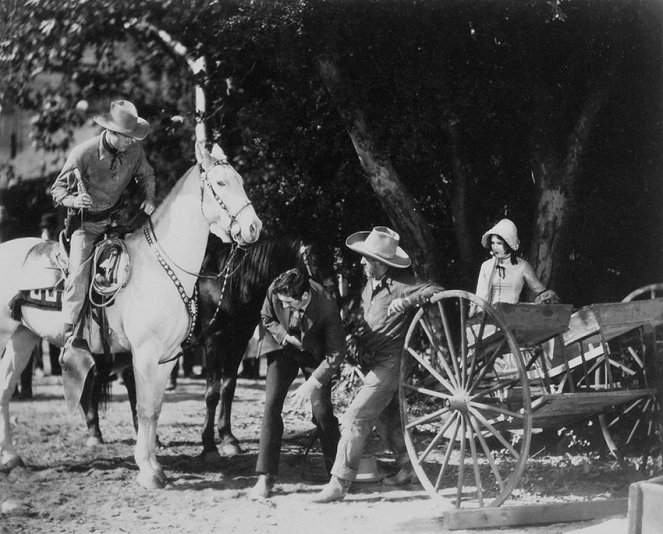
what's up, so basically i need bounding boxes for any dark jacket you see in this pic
[261,279,346,385]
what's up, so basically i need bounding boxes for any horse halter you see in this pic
[199,160,253,240]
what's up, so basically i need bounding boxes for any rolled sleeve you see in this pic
[311,306,347,385]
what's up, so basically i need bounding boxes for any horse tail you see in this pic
[92,355,114,412]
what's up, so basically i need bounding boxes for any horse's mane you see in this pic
[204,235,308,304]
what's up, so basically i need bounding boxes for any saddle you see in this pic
[14,234,131,304]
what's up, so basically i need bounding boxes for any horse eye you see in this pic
[215,180,227,187]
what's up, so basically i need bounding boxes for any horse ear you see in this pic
[195,141,213,169]
[210,143,228,162]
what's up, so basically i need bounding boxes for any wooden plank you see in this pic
[494,303,573,347]
[443,499,628,530]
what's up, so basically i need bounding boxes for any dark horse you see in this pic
[196,234,335,462]
[83,235,334,456]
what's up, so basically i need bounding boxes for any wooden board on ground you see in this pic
[443,499,629,530]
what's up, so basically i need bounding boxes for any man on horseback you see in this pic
[51,100,156,361]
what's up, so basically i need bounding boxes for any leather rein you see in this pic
[143,159,251,349]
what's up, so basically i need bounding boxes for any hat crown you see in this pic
[109,100,139,131]
[364,226,400,259]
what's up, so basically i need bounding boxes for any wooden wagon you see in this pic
[399,287,663,509]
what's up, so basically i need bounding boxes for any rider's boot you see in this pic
[60,322,95,415]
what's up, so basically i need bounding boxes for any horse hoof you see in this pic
[137,472,166,490]
[201,450,223,465]
[221,442,242,457]
[86,436,104,447]
[1,456,25,473]
[155,436,166,449]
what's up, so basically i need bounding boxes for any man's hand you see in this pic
[289,376,322,411]
[284,334,303,350]
[387,297,409,316]
[141,199,155,215]
[66,193,92,209]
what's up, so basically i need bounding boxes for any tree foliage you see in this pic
[1,0,660,301]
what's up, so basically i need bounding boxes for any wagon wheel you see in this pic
[595,285,663,468]
[399,290,532,508]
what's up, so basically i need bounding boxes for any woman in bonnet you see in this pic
[475,218,558,307]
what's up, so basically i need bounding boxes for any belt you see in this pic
[79,206,118,222]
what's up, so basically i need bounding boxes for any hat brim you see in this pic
[94,114,150,140]
[345,231,411,269]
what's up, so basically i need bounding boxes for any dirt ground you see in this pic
[0,369,633,534]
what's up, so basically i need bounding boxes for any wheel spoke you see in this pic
[459,299,468,389]
[438,300,461,379]
[469,415,504,490]
[470,401,524,422]
[471,375,520,401]
[466,313,489,389]
[435,414,460,491]
[418,413,457,463]
[469,406,519,459]
[402,382,451,401]
[405,406,450,430]
[406,347,456,393]
[456,418,467,506]
[468,338,509,394]
[420,314,459,388]
[466,418,484,507]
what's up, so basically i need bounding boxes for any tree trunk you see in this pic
[317,58,443,282]
[529,49,620,292]
[443,121,477,281]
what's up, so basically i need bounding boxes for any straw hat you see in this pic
[345,226,411,269]
[94,100,150,140]
[481,218,520,251]
[354,456,385,483]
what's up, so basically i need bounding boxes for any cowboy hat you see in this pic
[481,218,520,251]
[346,226,411,269]
[94,100,150,140]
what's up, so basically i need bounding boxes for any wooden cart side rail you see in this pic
[529,389,659,428]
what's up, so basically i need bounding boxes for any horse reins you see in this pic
[143,158,252,346]
[199,160,254,232]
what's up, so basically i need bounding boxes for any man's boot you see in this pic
[312,475,350,503]
[59,323,95,415]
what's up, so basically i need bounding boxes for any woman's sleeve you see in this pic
[475,261,490,302]
[522,260,546,296]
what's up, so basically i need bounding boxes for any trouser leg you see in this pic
[330,354,401,481]
[375,392,410,468]
[305,371,340,475]
[255,351,299,476]
[63,220,108,327]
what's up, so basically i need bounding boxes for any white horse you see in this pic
[0,143,262,489]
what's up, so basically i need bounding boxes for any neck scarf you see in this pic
[102,131,123,172]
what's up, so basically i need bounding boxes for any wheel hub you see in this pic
[446,392,470,414]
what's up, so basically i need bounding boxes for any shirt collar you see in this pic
[370,273,392,291]
[98,131,114,161]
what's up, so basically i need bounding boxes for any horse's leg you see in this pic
[79,368,104,447]
[201,368,222,463]
[132,345,176,489]
[0,326,39,469]
[217,335,249,456]
[121,365,139,433]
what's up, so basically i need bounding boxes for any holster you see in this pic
[64,208,81,240]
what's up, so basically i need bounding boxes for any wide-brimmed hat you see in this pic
[346,226,411,269]
[94,100,150,140]
[481,218,520,251]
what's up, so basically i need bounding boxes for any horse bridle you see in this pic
[199,160,253,235]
